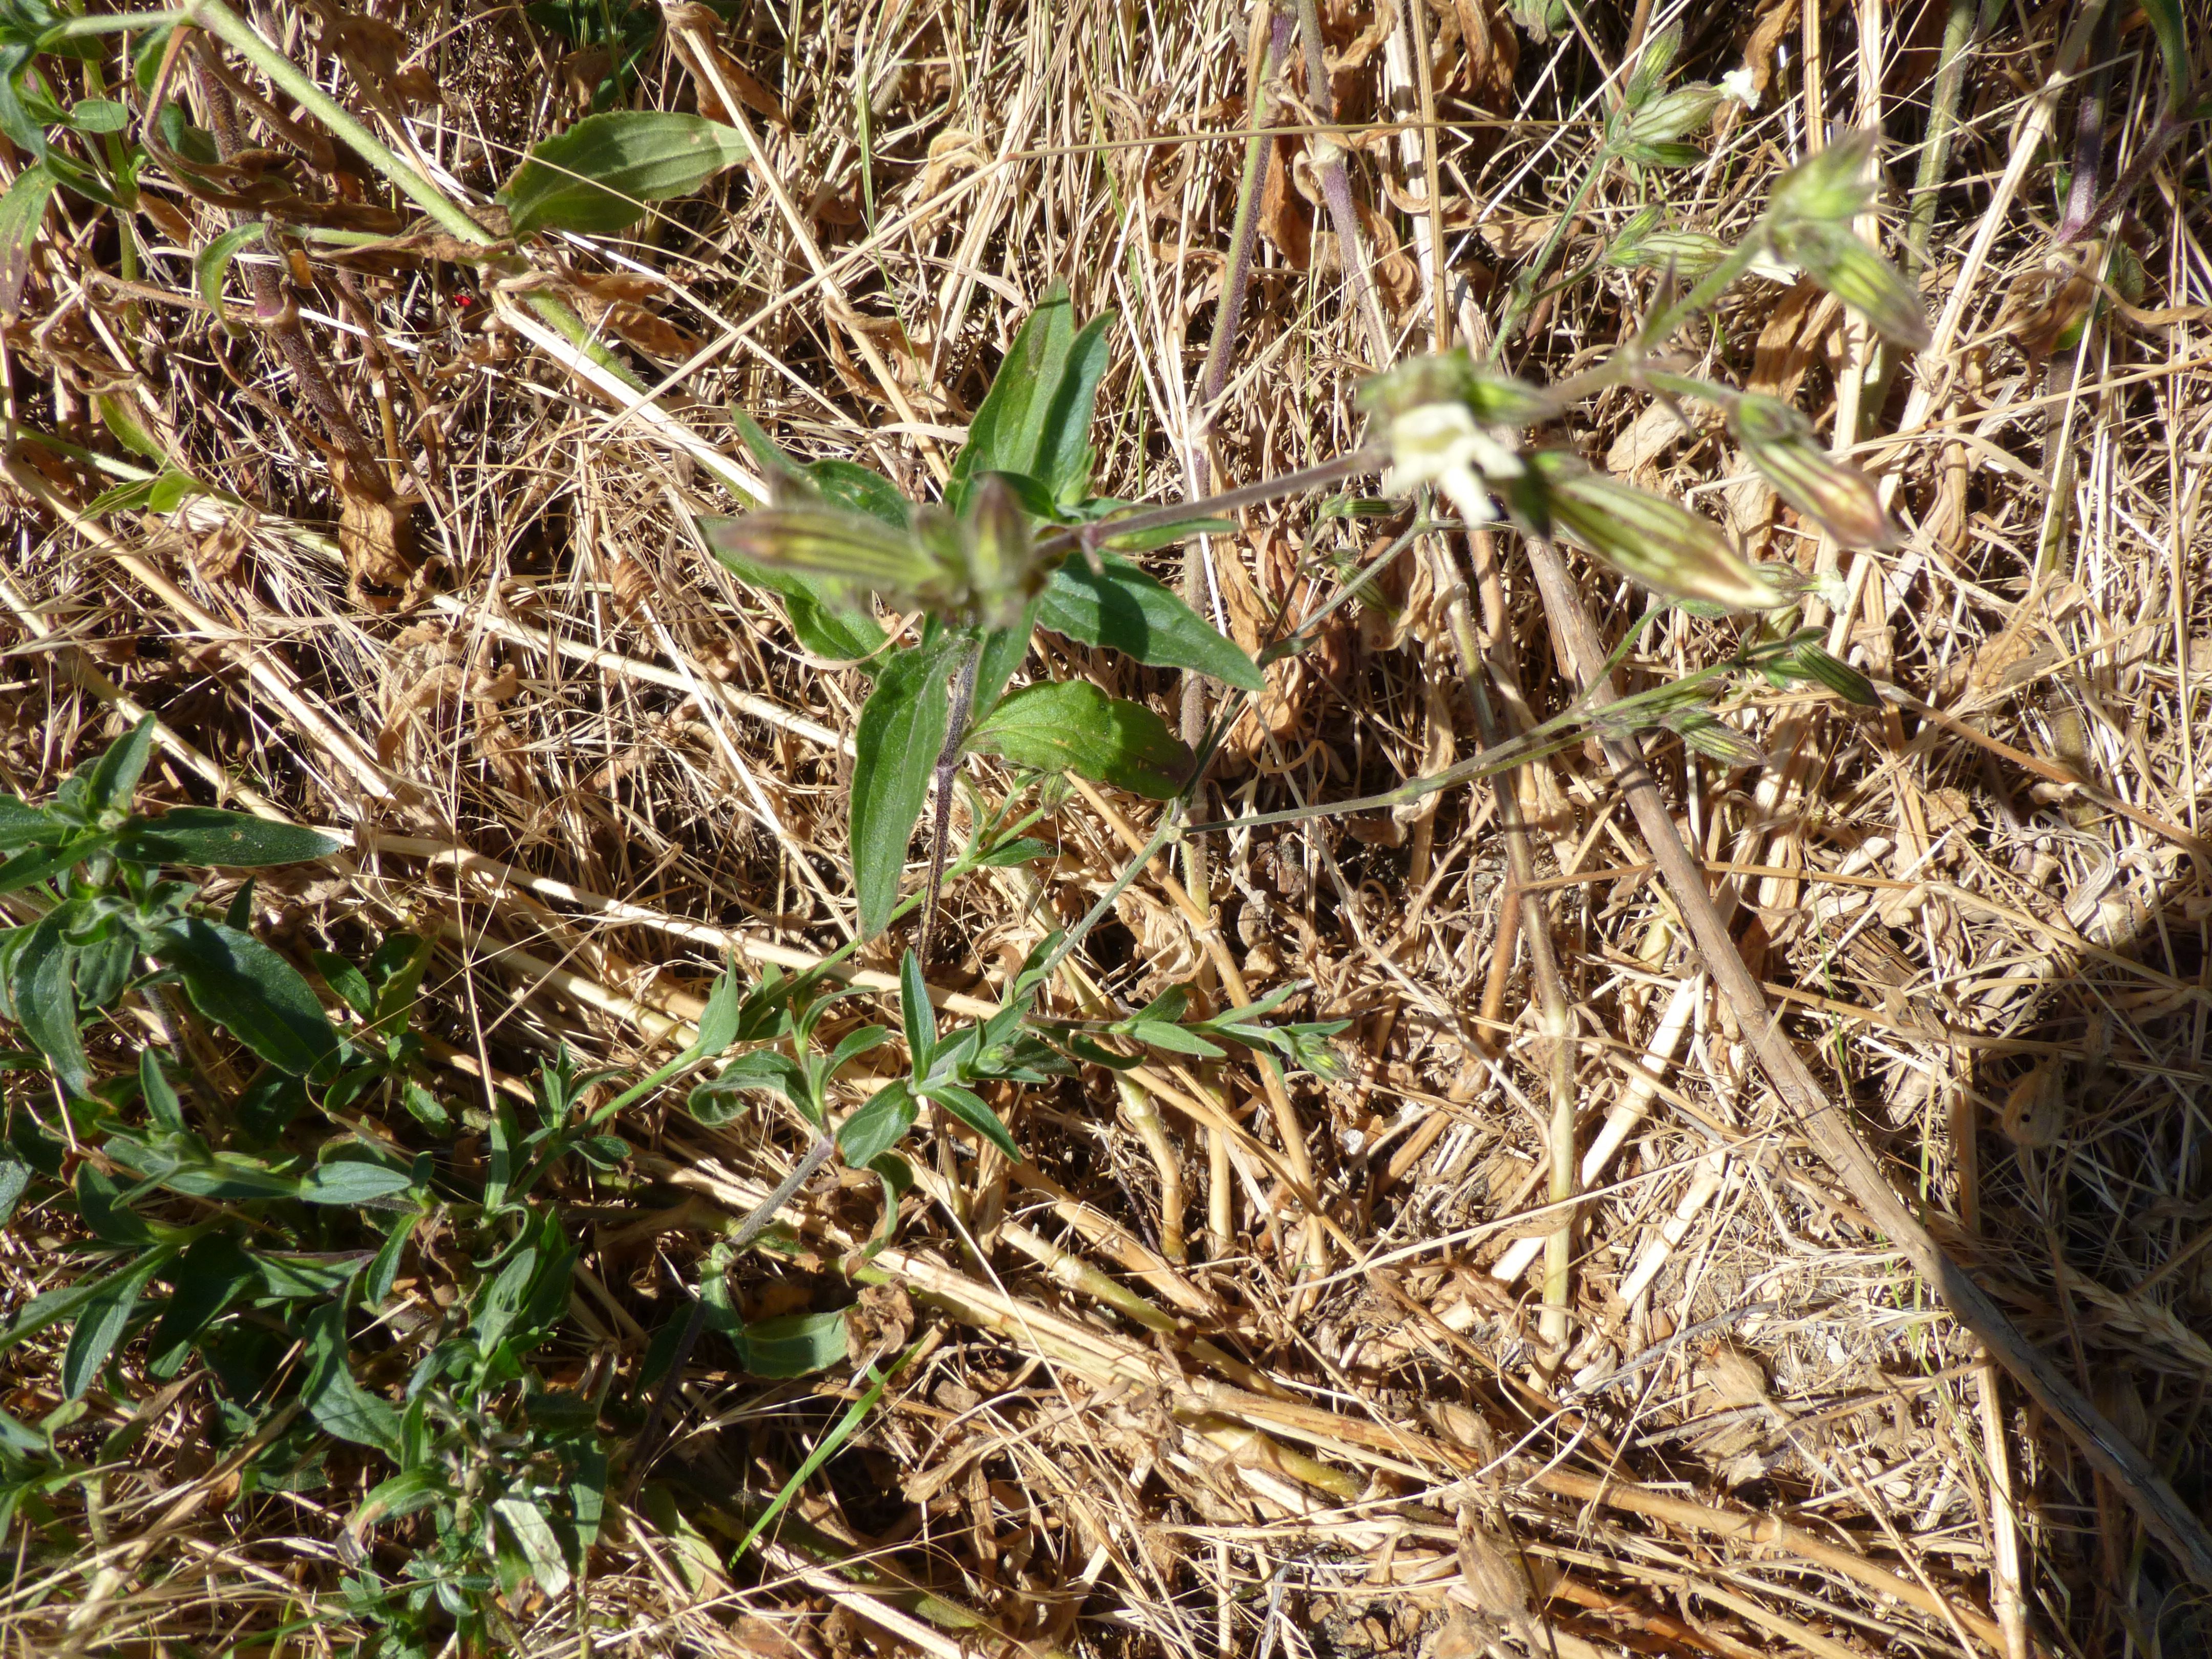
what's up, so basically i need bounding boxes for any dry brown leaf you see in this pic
[560,46,611,107]
[1327,1,1398,74]
[732,1616,820,1659]
[329,13,440,110]
[137,194,195,247]
[919,126,986,201]
[1748,279,1841,400]
[701,51,789,129]
[1605,398,1701,483]
[1259,137,1313,268]
[606,303,703,361]
[1476,214,1552,262]
[1433,0,1517,110]
[1380,171,1475,225]
[194,512,254,583]
[332,457,418,612]
[1742,0,1803,100]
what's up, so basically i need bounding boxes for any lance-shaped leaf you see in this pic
[1730,395,1898,548]
[849,633,962,937]
[1522,454,1797,613]
[499,112,749,237]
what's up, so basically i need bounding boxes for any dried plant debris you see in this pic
[2,2,2209,1656]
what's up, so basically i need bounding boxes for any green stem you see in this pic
[1493,148,1609,354]
[1904,0,1986,274]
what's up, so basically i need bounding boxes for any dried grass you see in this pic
[4,0,2210,1654]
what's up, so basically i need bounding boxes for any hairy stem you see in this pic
[1904,0,1990,273]
[1289,0,1394,366]
[920,641,983,962]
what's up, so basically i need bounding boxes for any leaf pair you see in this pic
[710,288,1262,938]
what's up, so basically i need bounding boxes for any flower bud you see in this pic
[1768,128,1880,226]
[1731,393,1899,547]
[706,493,943,611]
[1359,351,1557,427]
[1607,225,1729,279]
[1661,707,1769,768]
[958,473,1047,628]
[1767,220,1931,349]
[1526,452,1798,612]
[1627,83,1725,146]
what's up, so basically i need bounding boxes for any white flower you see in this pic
[1385,403,1521,526]
[1720,68,1759,110]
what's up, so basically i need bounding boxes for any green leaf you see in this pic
[0,161,57,319]
[837,1079,917,1169]
[365,1209,416,1307]
[947,286,1111,516]
[803,458,912,529]
[73,1163,155,1246]
[1129,1019,1224,1058]
[0,797,58,853]
[146,471,205,515]
[492,1495,572,1597]
[86,715,157,818]
[972,609,1038,716]
[303,1298,401,1457]
[297,1158,414,1206]
[139,1050,185,1136]
[687,1049,805,1124]
[67,97,127,133]
[195,221,264,330]
[0,1152,28,1228]
[83,476,160,517]
[0,834,102,895]
[147,1232,253,1376]
[15,911,89,1097]
[312,951,375,1019]
[96,393,164,462]
[739,1310,847,1378]
[849,635,960,937]
[725,409,907,526]
[925,1083,1020,1161]
[61,1249,171,1400]
[965,679,1192,799]
[113,808,339,868]
[1036,554,1262,689]
[151,918,343,1083]
[499,111,749,238]
[2140,0,2190,109]
[826,1024,891,1077]
[690,959,745,1058]
[899,949,934,1072]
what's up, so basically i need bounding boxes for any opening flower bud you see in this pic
[1385,402,1523,527]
